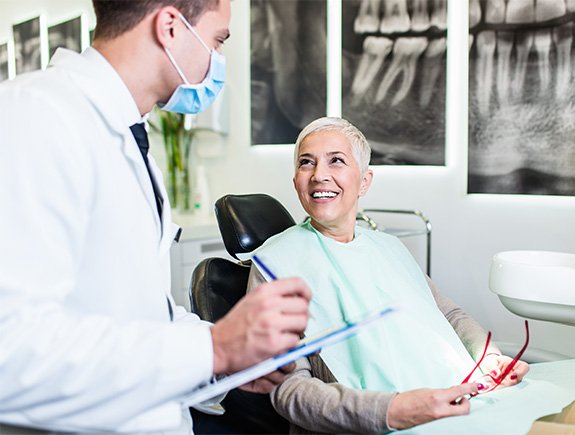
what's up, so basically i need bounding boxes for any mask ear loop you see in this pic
[163,47,190,85]
[178,12,212,54]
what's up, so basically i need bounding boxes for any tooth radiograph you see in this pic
[250,0,327,145]
[343,0,448,165]
[13,17,42,75]
[469,0,575,195]
[0,44,8,82]
[250,0,575,191]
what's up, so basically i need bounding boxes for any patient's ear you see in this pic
[359,169,373,197]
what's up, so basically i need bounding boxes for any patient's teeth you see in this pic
[534,30,552,94]
[411,0,430,32]
[380,0,410,33]
[475,31,496,116]
[553,23,573,101]
[469,0,482,29]
[419,37,446,108]
[535,0,566,21]
[313,191,337,198]
[355,0,382,34]
[375,37,428,106]
[351,36,393,98]
[430,0,447,30]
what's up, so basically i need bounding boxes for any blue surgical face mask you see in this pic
[160,13,226,114]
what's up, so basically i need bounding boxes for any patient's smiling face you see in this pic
[294,130,373,242]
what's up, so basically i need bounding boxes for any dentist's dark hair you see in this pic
[92,0,220,41]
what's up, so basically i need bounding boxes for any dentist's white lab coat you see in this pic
[0,48,213,433]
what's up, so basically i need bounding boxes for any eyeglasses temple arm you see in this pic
[495,320,530,385]
[461,331,492,384]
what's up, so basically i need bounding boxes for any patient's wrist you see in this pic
[385,392,400,432]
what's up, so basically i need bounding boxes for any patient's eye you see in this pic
[330,156,346,165]
[298,158,314,167]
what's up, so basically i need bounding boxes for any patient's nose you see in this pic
[311,162,331,182]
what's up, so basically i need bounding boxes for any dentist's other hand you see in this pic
[239,362,296,394]
[387,383,479,430]
[210,278,311,375]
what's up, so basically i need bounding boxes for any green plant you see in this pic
[149,109,218,212]
[149,110,194,210]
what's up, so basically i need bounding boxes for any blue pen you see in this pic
[252,255,316,322]
[253,255,277,280]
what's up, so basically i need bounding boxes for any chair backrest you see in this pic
[190,258,250,322]
[215,193,296,259]
[188,193,296,434]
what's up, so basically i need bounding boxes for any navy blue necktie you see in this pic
[130,123,173,321]
[129,123,164,219]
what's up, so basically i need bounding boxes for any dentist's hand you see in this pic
[387,383,479,430]
[210,277,311,375]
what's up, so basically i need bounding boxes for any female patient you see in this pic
[247,117,529,433]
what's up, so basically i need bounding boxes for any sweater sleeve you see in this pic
[271,357,396,434]
[427,277,501,361]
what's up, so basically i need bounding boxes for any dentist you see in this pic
[0,0,310,433]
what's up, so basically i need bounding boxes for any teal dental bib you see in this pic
[250,221,477,392]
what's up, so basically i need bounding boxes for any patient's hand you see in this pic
[387,383,478,430]
[238,363,296,394]
[480,354,529,389]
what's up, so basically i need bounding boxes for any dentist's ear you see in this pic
[155,6,180,48]
[359,169,373,197]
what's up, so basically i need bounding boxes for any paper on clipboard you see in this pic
[182,306,395,407]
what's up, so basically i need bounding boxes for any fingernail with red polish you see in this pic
[510,374,517,380]
[491,370,498,376]
[477,383,485,390]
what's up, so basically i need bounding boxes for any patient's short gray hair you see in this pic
[294,117,371,174]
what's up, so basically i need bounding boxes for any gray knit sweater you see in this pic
[247,267,498,434]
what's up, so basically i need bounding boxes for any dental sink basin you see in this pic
[490,251,575,327]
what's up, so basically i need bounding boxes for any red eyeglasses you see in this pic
[461,320,529,395]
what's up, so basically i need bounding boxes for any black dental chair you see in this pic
[189,193,296,434]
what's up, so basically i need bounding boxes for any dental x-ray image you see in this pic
[468,0,575,196]
[13,17,42,75]
[0,43,8,82]
[48,16,82,60]
[342,0,447,165]
[251,0,327,145]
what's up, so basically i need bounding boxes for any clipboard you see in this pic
[182,306,395,407]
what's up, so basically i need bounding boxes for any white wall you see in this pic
[2,0,574,358]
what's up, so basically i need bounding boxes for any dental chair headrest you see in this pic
[215,194,296,260]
